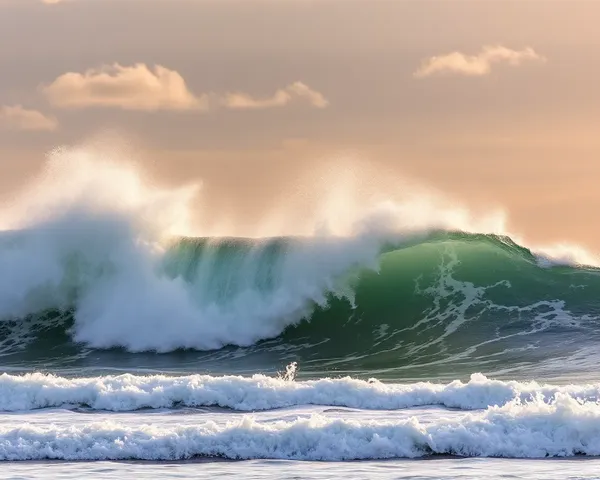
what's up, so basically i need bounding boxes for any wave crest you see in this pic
[0,143,598,358]
[2,393,600,460]
[1,370,600,413]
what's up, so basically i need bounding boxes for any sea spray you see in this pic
[0,143,597,358]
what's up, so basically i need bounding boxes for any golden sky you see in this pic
[0,0,598,246]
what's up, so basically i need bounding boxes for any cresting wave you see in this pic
[0,144,599,361]
[2,394,600,460]
[1,370,600,412]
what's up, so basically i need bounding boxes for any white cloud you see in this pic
[414,45,546,78]
[42,63,207,111]
[42,63,329,113]
[0,105,58,131]
[223,81,329,110]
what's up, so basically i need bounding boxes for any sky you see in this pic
[0,0,598,245]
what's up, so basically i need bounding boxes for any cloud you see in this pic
[414,45,546,78]
[223,82,329,110]
[42,63,329,113]
[42,63,207,111]
[0,105,58,131]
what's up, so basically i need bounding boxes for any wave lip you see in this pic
[1,144,600,358]
[1,394,600,461]
[2,372,600,413]
[1,228,599,361]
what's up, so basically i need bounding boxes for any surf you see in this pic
[1,393,600,460]
[2,369,600,413]
[0,142,599,376]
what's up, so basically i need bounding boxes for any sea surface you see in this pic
[3,155,600,478]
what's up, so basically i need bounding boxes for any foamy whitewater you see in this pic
[2,144,600,478]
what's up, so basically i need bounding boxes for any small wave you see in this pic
[1,371,600,412]
[1,394,600,460]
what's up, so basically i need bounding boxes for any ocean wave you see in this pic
[0,228,595,371]
[0,144,598,359]
[1,394,600,460]
[1,370,600,412]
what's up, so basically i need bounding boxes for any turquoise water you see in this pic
[1,232,598,380]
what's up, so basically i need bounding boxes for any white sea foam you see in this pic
[0,146,384,351]
[0,142,597,353]
[1,371,599,413]
[0,394,599,460]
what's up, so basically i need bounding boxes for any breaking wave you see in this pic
[0,142,599,377]
[2,393,600,460]
[1,370,600,412]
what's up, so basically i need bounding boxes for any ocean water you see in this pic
[2,148,600,478]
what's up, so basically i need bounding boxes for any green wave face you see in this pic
[1,232,600,379]
[280,235,600,378]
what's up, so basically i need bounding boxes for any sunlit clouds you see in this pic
[414,45,546,78]
[42,64,208,112]
[0,105,58,131]
[41,63,328,113]
[224,82,329,110]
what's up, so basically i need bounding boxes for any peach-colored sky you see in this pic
[0,0,599,246]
